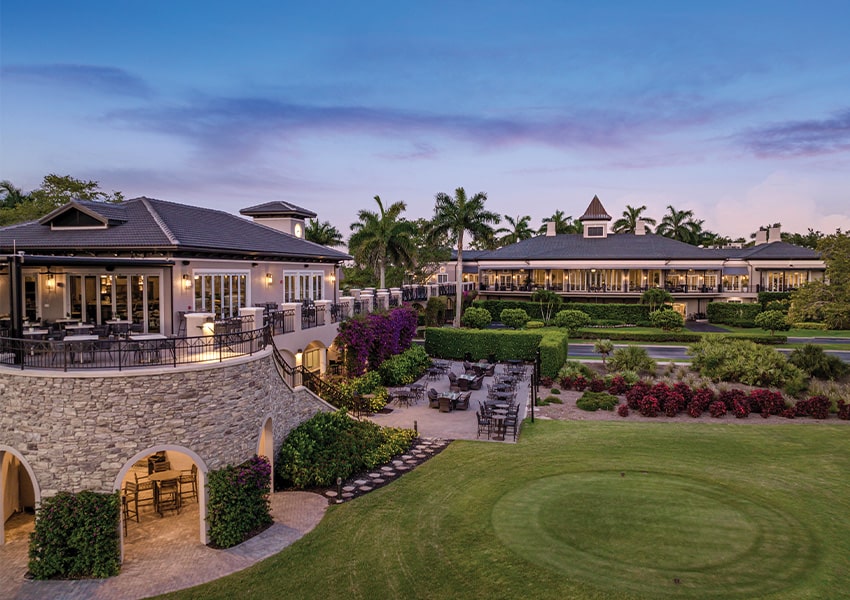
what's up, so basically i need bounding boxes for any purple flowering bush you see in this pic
[207,455,273,548]
[336,307,418,376]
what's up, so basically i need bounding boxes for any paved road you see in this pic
[569,343,850,364]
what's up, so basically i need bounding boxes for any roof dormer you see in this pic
[579,195,612,238]
[38,201,124,230]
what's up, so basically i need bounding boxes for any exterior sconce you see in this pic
[265,273,274,286]
[46,274,55,291]
[329,273,336,284]
[295,348,303,366]
[182,274,192,289]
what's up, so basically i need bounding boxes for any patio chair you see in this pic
[455,391,471,410]
[428,388,440,409]
[179,464,198,502]
[157,478,181,516]
[134,472,155,508]
[470,375,484,390]
[438,397,453,412]
[476,411,491,439]
[447,372,460,392]
[123,480,141,524]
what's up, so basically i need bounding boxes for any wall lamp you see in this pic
[182,274,192,289]
[265,273,274,286]
[46,273,56,291]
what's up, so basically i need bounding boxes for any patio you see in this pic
[367,360,532,442]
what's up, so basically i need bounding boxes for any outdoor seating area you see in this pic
[368,359,530,443]
[122,452,199,531]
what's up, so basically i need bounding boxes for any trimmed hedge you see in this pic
[28,491,121,579]
[707,302,762,326]
[758,291,792,308]
[571,330,786,344]
[208,455,273,549]
[473,300,650,324]
[539,329,570,378]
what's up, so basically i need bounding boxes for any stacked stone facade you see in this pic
[0,349,330,497]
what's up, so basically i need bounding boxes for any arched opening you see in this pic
[114,446,209,556]
[257,417,274,490]
[0,446,40,546]
[302,340,327,375]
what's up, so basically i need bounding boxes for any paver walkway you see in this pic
[0,491,327,600]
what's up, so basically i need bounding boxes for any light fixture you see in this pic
[329,273,336,284]
[182,274,192,289]
[46,273,55,291]
[265,273,273,286]
[295,348,303,365]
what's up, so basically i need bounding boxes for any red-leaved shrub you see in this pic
[733,398,750,418]
[573,375,588,391]
[838,400,850,421]
[807,395,831,420]
[748,389,786,416]
[540,376,554,388]
[589,378,606,392]
[625,381,651,409]
[608,375,630,395]
[709,400,727,418]
[559,376,573,390]
[672,382,693,404]
[639,395,660,417]
[780,407,796,419]
[664,391,686,417]
[719,388,746,411]
[617,404,630,417]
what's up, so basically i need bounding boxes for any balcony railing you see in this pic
[0,325,267,372]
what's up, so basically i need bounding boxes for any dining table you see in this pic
[64,334,99,363]
[64,323,94,335]
[129,333,169,364]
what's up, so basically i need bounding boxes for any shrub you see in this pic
[208,455,273,549]
[460,306,492,329]
[552,309,591,333]
[754,310,791,335]
[792,322,827,330]
[707,302,763,326]
[475,300,650,324]
[336,307,419,376]
[573,375,589,391]
[550,387,561,394]
[608,375,631,395]
[558,360,597,381]
[732,398,751,418]
[526,320,544,329]
[424,327,540,363]
[377,345,431,386]
[837,399,850,420]
[625,381,651,409]
[609,345,657,374]
[28,491,120,579]
[650,309,684,331]
[336,371,389,412]
[539,395,563,405]
[664,391,686,417]
[540,376,554,387]
[538,329,570,379]
[807,395,831,419]
[500,308,530,329]
[425,296,448,326]
[748,389,787,416]
[617,404,630,417]
[709,400,728,418]
[577,391,620,411]
[277,410,417,489]
[788,344,849,380]
[638,395,660,417]
[689,337,808,391]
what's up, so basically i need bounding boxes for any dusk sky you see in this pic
[2,1,849,243]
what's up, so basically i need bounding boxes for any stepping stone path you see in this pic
[318,437,449,504]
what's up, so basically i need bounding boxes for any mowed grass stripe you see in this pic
[157,421,850,600]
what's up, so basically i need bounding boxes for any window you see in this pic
[282,271,324,303]
[587,226,604,237]
[193,272,249,318]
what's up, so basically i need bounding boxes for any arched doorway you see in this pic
[0,446,40,545]
[114,446,209,549]
[257,418,274,490]
[302,340,327,375]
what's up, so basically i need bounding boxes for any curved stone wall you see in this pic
[0,349,330,497]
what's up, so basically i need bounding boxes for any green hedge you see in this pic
[474,300,650,324]
[424,327,567,378]
[28,491,120,579]
[757,291,792,308]
[425,327,541,362]
[208,455,273,549]
[571,330,786,344]
[707,302,762,326]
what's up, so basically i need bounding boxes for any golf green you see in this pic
[493,470,814,598]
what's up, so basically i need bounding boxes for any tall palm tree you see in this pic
[655,205,703,245]
[538,210,580,234]
[613,204,657,234]
[304,219,344,247]
[348,195,416,289]
[496,214,535,246]
[427,187,500,327]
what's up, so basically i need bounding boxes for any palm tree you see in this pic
[655,205,703,245]
[613,204,657,234]
[496,214,535,246]
[427,187,500,327]
[538,210,580,235]
[348,195,416,289]
[0,180,29,209]
[304,219,344,247]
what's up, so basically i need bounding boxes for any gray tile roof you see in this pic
[0,197,350,262]
[476,233,728,261]
[722,241,821,260]
[239,201,317,219]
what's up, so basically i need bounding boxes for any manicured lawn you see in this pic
[719,326,850,338]
[157,421,850,600]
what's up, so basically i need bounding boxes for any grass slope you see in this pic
[157,421,850,600]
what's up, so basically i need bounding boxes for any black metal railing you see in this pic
[0,325,267,372]
[269,309,295,335]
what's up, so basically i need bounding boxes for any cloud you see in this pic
[2,63,153,98]
[105,92,731,165]
[738,108,850,157]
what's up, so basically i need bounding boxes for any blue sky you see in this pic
[2,1,849,241]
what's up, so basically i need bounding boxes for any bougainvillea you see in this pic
[335,306,418,376]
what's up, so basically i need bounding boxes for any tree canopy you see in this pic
[0,174,124,226]
[348,195,416,289]
[655,205,703,245]
[613,205,656,234]
[304,219,344,247]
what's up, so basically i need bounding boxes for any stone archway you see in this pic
[257,417,275,490]
[0,446,41,545]
[113,445,209,546]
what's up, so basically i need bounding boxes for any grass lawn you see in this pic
[157,421,850,600]
[718,326,850,338]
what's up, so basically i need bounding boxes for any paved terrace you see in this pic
[367,360,532,442]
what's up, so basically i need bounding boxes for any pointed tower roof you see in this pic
[579,195,612,221]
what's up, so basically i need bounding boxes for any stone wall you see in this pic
[0,349,331,497]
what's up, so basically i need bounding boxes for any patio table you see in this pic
[148,470,181,516]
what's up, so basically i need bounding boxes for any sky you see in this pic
[2,1,849,243]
